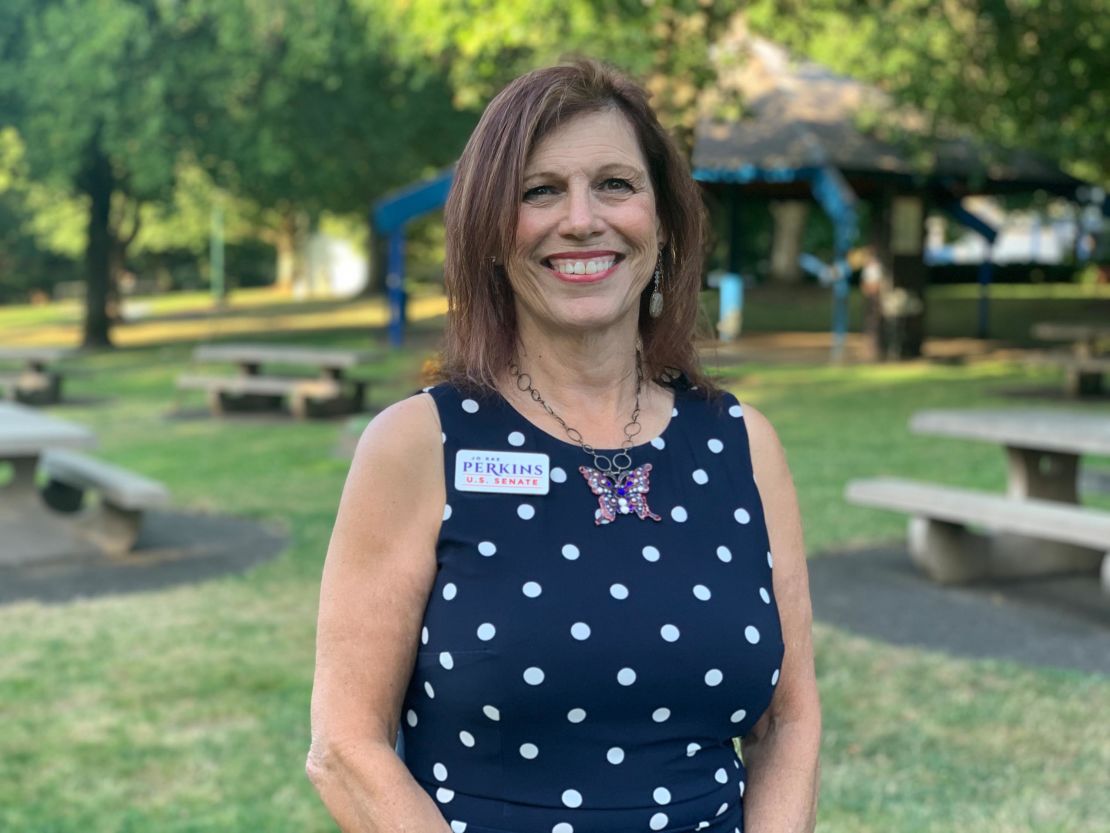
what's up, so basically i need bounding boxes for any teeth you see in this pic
[550,257,616,275]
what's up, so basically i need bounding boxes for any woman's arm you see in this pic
[739,404,822,833]
[306,393,453,832]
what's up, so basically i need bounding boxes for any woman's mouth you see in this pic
[543,253,624,282]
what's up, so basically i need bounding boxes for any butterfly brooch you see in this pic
[579,463,662,525]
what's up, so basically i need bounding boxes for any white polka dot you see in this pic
[717,545,732,563]
[705,668,723,686]
[477,623,496,641]
[651,436,666,450]
[483,705,500,721]
[660,624,680,642]
[570,622,591,640]
[772,668,780,685]
[642,545,661,562]
[562,790,582,808]
[716,803,729,816]
[520,743,538,759]
[437,787,455,803]
[693,584,711,601]
[734,507,750,524]
[552,825,573,833]
[729,403,743,418]
[606,746,625,764]
[406,709,418,727]
[745,626,761,644]
[421,626,429,645]
[610,583,629,600]
[650,812,669,830]
[442,582,457,601]
[441,432,446,444]
[507,431,525,446]
[715,767,728,784]
[739,782,745,798]
[478,541,497,556]
[617,667,637,685]
[551,467,567,483]
[522,581,542,598]
[442,504,452,521]
[707,438,724,454]
[562,543,580,560]
[424,681,435,698]
[459,731,474,747]
[730,709,747,724]
[567,708,586,723]
[450,822,467,833]
[422,386,433,393]
[653,787,672,805]
[433,762,448,781]
[767,550,774,567]
[686,742,701,757]
[523,667,545,685]
[652,707,671,722]
[672,407,679,417]
[439,652,454,670]
[517,503,535,520]
[671,506,688,522]
[759,587,771,604]
[461,398,479,413]
[692,468,709,484]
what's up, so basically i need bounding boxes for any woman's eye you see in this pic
[523,185,555,200]
[601,178,633,192]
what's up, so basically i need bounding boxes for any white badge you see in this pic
[455,449,551,495]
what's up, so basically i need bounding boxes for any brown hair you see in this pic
[439,58,713,394]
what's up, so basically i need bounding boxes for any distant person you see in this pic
[308,59,821,833]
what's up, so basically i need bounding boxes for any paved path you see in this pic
[808,545,1110,676]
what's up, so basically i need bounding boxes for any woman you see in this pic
[308,59,821,833]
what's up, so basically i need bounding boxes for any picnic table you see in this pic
[0,347,73,405]
[846,408,1110,591]
[176,343,377,419]
[0,402,168,564]
[1029,322,1110,396]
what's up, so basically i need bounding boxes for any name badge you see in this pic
[455,449,550,495]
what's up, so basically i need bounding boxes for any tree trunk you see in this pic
[275,211,297,293]
[870,191,927,360]
[78,137,115,348]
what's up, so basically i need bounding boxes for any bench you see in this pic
[1025,352,1110,396]
[177,343,373,419]
[39,449,170,555]
[845,477,1110,590]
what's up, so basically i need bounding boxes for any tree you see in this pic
[0,0,198,346]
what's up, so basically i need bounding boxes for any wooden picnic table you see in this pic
[1029,322,1110,396]
[0,402,168,564]
[177,343,378,418]
[0,346,74,405]
[846,407,1110,590]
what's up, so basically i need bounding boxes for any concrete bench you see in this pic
[845,477,1110,590]
[39,449,170,555]
[176,373,356,419]
[1025,352,1110,396]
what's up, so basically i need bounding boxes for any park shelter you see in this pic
[693,38,1094,358]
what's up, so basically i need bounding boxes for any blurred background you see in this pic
[1,2,1107,831]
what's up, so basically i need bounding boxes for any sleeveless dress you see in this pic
[397,381,785,833]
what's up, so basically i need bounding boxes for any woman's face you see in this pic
[507,108,664,338]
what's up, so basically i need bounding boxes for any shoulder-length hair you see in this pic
[439,58,713,394]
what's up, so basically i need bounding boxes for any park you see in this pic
[2,3,1109,832]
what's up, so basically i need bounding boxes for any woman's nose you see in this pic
[559,184,603,238]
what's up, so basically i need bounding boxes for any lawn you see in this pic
[1,286,1108,832]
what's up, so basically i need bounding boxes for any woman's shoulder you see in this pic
[353,392,442,469]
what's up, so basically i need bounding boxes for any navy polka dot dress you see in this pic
[398,381,785,833]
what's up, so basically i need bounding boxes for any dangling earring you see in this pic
[648,261,664,319]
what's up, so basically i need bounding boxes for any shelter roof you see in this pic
[693,38,1083,196]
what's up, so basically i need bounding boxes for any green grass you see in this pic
[1,290,1108,832]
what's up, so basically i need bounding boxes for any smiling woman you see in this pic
[309,59,821,833]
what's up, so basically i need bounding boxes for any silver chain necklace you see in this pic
[509,354,663,525]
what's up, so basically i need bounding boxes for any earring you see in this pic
[648,262,664,319]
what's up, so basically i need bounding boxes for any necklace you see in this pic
[509,356,662,525]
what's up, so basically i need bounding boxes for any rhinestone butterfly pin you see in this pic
[579,463,662,525]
